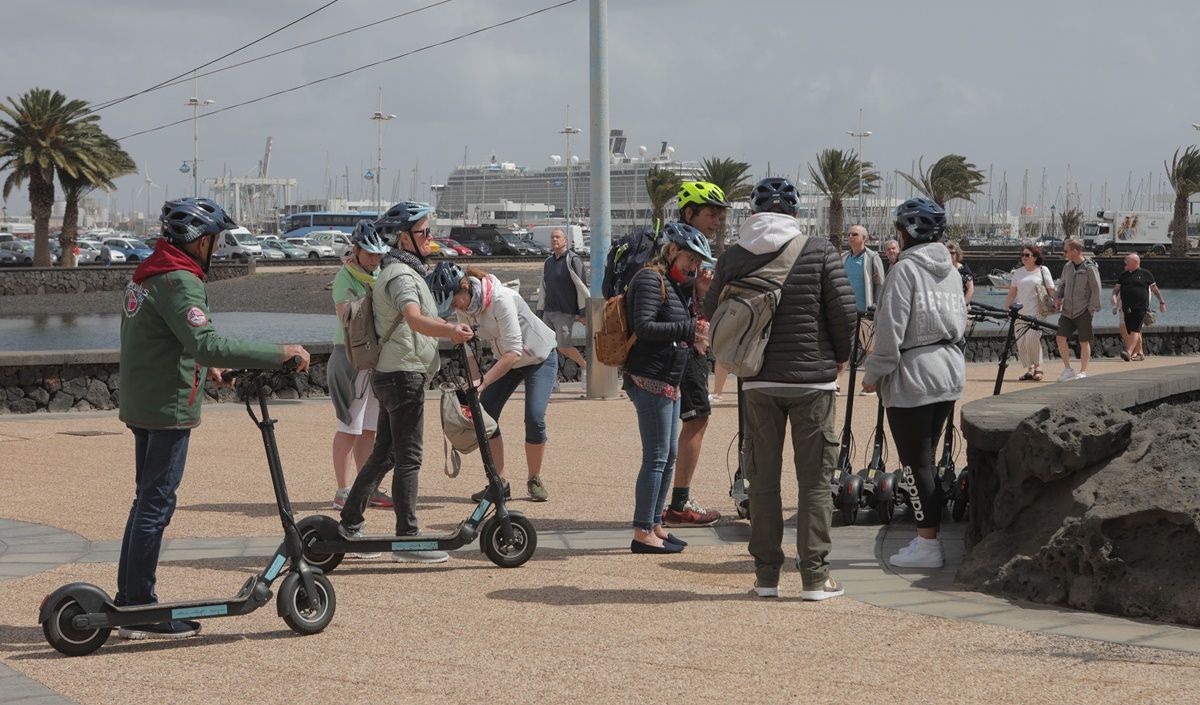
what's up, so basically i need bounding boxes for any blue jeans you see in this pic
[116,427,191,606]
[626,383,681,531]
[480,355,558,445]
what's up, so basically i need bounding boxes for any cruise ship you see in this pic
[436,130,704,232]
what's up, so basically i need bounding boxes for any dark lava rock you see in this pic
[48,392,74,412]
[958,397,1200,626]
[8,398,38,414]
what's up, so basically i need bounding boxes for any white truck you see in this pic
[1081,210,1173,257]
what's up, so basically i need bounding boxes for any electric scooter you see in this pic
[831,310,869,526]
[295,337,537,571]
[39,363,336,657]
[856,395,900,524]
[729,378,750,520]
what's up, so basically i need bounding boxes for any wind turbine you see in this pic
[132,171,161,237]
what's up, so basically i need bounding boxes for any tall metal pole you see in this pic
[587,0,618,399]
[846,108,872,243]
[561,111,581,224]
[186,73,214,198]
[370,88,396,215]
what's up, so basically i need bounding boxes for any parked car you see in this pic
[0,240,58,265]
[309,230,353,257]
[0,247,20,266]
[435,238,472,256]
[257,243,286,260]
[75,240,102,265]
[285,237,336,258]
[448,225,523,256]
[262,239,310,259]
[103,237,154,262]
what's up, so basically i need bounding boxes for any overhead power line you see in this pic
[115,0,578,142]
[91,0,456,109]
[88,0,344,115]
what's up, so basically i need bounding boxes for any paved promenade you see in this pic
[1,357,1198,704]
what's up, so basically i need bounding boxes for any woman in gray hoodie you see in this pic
[862,198,966,569]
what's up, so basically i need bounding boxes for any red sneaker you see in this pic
[662,499,720,527]
[368,488,394,508]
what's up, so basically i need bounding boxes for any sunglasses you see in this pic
[1021,253,1033,258]
[410,228,432,238]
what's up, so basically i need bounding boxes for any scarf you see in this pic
[381,247,427,276]
[464,274,496,317]
[133,239,205,284]
[345,261,378,287]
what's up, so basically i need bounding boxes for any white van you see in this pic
[530,224,586,254]
[215,227,263,261]
[309,230,353,257]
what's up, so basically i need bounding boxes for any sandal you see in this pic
[1132,353,1145,361]
[1019,372,1035,381]
[1032,370,1044,382]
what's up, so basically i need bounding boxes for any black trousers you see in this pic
[885,401,954,530]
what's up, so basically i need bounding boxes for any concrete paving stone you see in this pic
[1134,632,1200,653]
[1048,621,1195,644]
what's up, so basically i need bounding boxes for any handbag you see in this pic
[1034,266,1056,318]
[439,381,498,478]
[1142,310,1156,327]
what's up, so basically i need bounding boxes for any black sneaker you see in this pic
[471,480,510,503]
[118,619,201,639]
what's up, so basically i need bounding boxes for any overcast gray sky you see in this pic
[3,0,1200,219]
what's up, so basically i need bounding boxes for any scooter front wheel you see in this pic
[297,515,345,573]
[480,514,537,568]
[43,596,110,657]
[278,572,336,635]
[875,474,896,525]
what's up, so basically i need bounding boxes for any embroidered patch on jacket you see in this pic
[186,307,209,327]
[124,283,149,318]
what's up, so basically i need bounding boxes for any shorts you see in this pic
[335,370,379,435]
[1122,307,1148,334]
[542,311,576,348]
[1056,312,1094,342]
[679,354,711,422]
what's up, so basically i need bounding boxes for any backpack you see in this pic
[593,271,666,368]
[709,235,808,377]
[439,383,498,478]
[340,294,404,371]
[601,225,662,299]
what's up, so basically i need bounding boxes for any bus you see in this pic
[281,211,379,238]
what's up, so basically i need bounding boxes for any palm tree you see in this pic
[58,124,136,266]
[897,154,986,210]
[645,166,680,228]
[808,148,879,249]
[0,88,105,267]
[1059,207,1084,240]
[1165,146,1200,257]
[699,156,752,256]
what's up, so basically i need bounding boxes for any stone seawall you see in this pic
[962,324,1200,362]
[0,262,251,296]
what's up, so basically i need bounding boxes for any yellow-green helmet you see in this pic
[677,181,730,210]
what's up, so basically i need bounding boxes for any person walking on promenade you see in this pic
[1005,244,1055,381]
[842,225,886,312]
[624,223,713,554]
[703,177,856,599]
[117,198,310,639]
[883,239,900,270]
[946,242,974,305]
[862,198,966,569]
[662,181,731,527]
[537,228,589,380]
[338,202,473,564]
[1054,238,1102,381]
[429,262,559,502]
[328,220,392,511]
[1112,253,1166,362]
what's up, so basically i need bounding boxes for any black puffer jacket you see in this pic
[702,215,855,384]
[623,267,695,384]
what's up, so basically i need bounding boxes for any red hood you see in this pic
[133,239,206,284]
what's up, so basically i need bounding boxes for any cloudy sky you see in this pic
[3,0,1200,219]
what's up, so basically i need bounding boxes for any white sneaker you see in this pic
[800,576,845,601]
[1057,367,1076,382]
[392,549,449,564]
[888,536,945,568]
[750,581,779,598]
[338,522,382,559]
[1075,371,1087,380]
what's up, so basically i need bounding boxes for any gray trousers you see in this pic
[742,387,837,588]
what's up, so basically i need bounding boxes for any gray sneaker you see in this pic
[338,521,381,559]
[392,549,449,564]
[527,475,549,502]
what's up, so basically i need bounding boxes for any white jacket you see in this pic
[457,278,557,368]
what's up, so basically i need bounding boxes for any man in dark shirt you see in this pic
[1111,253,1166,361]
[538,228,588,375]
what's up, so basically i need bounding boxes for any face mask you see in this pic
[669,259,695,284]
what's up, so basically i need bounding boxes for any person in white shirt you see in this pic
[1004,244,1056,382]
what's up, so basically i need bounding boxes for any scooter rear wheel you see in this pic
[43,596,110,657]
[278,572,336,635]
[298,515,345,573]
[480,514,537,568]
[875,475,896,525]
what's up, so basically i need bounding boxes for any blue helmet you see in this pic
[375,201,433,245]
[751,177,800,216]
[426,261,465,318]
[662,221,714,263]
[894,198,947,242]
[351,219,389,254]
[159,197,236,244]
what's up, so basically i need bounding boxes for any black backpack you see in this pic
[601,224,662,299]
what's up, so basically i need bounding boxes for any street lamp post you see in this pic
[846,108,872,236]
[185,73,214,198]
[561,117,581,225]
[370,88,396,216]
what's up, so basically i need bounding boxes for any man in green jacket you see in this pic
[116,198,309,639]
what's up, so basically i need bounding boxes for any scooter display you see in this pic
[296,337,537,571]
[39,363,336,657]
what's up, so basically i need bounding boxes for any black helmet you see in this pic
[160,198,236,244]
[426,261,465,318]
[751,177,800,216]
[351,220,389,254]
[894,197,947,242]
[375,201,433,246]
